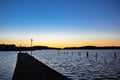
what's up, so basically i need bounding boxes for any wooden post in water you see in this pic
[71,52,73,55]
[78,52,81,56]
[95,52,98,62]
[58,51,60,54]
[64,51,65,54]
[95,53,97,58]
[86,51,89,58]
[66,51,68,54]
[114,52,116,59]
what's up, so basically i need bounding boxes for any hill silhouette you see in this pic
[0,44,120,51]
[0,44,60,51]
[64,46,120,49]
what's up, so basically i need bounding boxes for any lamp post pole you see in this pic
[31,39,33,56]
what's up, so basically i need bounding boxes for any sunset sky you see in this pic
[0,0,120,48]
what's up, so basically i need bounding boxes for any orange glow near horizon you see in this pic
[0,32,120,48]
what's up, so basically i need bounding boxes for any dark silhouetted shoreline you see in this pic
[0,44,61,51]
[0,44,120,51]
[64,46,120,50]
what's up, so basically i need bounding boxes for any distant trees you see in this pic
[63,46,120,49]
[0,44,17,51]
[0,44,60,51]
[0,44,120,51]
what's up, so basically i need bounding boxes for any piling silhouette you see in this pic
[95,53,97,58]
[78,52,81,56]
[71,52,73,55]
[58,51,60,54]
[86,52,89,58]
[66,51,68,54]
[114,52,116,59]
[64,51,65,54]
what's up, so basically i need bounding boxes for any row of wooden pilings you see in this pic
[57,51,117,59]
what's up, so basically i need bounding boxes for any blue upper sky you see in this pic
[0,0,120,47]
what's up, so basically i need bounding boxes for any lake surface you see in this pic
[0,51,17,80]
[0,50,120,80]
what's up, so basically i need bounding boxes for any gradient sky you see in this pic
[0,0,120,48]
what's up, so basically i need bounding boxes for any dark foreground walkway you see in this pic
[12,53,70,80]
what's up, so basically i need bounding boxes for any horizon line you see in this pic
[0,43,120,48]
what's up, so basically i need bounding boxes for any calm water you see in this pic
[0,50,120,80]
[0,51,17,80]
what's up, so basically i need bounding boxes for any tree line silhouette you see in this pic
[0,44,120,51]
[0,44,60,51]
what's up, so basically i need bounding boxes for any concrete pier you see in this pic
[12,53,70,80]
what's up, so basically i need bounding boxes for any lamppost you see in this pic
[31,39,33,56]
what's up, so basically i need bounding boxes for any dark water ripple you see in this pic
[0,51,17,80]
[33,50,120,80]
